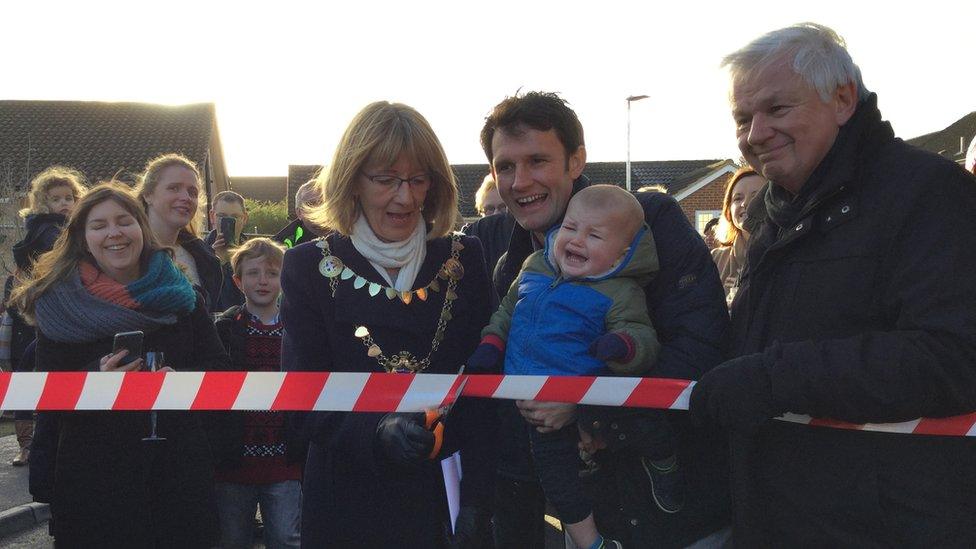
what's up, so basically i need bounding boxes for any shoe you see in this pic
[641,455,685,514]
[595,538,623,549]
[12,447,29,467]
[12,420,32,467]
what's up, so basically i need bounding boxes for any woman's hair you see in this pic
[307,101,459,238]
[230,237,286,277]
[474,174,497,215]
[718,167,760,246]
[9,182,166,324]
[134,153,204,237]
[19,166,88,218]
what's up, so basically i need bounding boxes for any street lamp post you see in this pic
[626,94,649,191]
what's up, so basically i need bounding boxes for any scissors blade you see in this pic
[439,376,469,418]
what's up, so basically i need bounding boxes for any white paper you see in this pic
[441,451,463,533]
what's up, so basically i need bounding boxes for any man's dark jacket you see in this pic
[204,229,251,312]
[728,95,976,546]
[273,219,317,249]
[487,176,731,547]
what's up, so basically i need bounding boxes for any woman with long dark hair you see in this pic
[9,182,226,547]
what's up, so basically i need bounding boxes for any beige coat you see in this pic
[711,236,748,305]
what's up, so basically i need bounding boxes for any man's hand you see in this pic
[211,234,231,264]
[516,400,577,433]
[578,424,608,454]
[689,353,783,434]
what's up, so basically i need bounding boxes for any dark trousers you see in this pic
[493,475,546,548]
[530,425,592,525]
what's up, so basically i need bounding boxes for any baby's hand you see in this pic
[588,333,634,362]
[466,339,504,373]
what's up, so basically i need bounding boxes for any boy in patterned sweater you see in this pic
[213,237,303,548]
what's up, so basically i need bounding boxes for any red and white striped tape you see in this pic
[1,371,974,437]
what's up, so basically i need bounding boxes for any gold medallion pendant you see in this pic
[318,255,344,278]
[319,234,465,373]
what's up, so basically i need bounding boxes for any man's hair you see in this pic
[568,184,644,239]
[295,180,321,218]
[722,22,869,102]
[704,217,720,234]
[480,91,585,165]
[212,190,246,210]
[230,237,286,277]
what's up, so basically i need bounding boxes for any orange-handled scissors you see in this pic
[424,372,468,460]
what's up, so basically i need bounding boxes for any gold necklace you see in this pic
[317,234,464,373]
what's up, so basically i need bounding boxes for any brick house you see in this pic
[0,100,230,272]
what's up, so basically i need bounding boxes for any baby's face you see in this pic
[46,185,76,217]
[553,203,633,278]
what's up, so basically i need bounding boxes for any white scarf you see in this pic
[350,215,427,292]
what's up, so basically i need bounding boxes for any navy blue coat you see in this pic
[490,176,731,547]
[280,233,495,548]
[726,96,976,546]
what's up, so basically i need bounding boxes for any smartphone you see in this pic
[219,216,237,247]
[112,331,144,366]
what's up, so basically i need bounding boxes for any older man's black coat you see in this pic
[728,96,976,546]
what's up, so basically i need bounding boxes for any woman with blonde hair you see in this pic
[6,165,87,466]
[711,167,766,304]
[134,153,222,311]
[9,182,226,547]
[280,101,495,547]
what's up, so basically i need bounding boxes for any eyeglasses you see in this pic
[482,204,508,216]
[361,172,432,191]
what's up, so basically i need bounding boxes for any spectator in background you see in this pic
[966,134,975,175]
[702,217,720,250]
[205,190,251,311]
[274,180,325,249]
[463,174,516,287]
[212,238,302,549]
[6,166,87,467]
[710,167,765,304]
[690,23,976,545]
[136,154,222,312]
[475,174,507,217]
[9,182,226,547]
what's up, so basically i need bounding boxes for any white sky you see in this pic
[2,1,974,176]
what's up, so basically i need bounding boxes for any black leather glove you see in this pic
[445,505,491,549]
[375,413,435,465]
[689,353,783,434]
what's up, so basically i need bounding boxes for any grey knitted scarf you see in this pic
[34,271,178,343]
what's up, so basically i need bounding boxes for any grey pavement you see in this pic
[0,432,51,546]
[0,435,31,513]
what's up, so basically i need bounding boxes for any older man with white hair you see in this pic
[690,23,976,545]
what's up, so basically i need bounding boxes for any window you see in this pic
[696,211,721,234]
